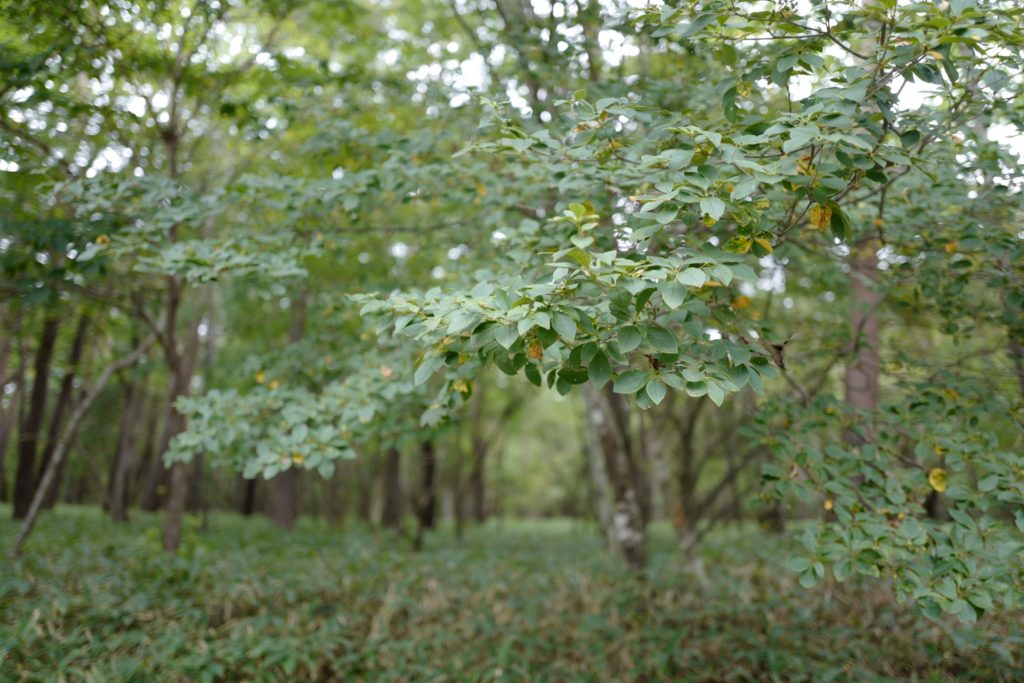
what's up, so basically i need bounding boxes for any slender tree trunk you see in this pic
[270,469,300,529]
[37,313,90,509]
[845,238,882,443]
[380,446,402,529]
[160,293,200,552]
[356,456,374,523]
[239,477,258,516]
[324,464,348,527]
[416,440,438,530]
[160,348,194,551]
[469,438,487,524]
[584,386,646,570]
[0,312,26,503]
[135,393,162,510]
[12,314,60,519]
[583,398,614,549]
[108,376,141,522]
[270,290,307,530]
[1008,319,1024,401]
[11,335,154,556]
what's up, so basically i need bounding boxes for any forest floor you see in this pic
[1,508,1022,682]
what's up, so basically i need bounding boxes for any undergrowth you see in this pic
[1,508,1021,682]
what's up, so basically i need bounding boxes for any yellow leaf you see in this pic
[96,234,110,245]
[753,237,774,254]
[809,203,832,231]
[928,468,948,493]
[292,453,304,464]
[732,295,752,310]
[476,182,487,197]
[823,499,833,511]
[255,371,266,384]
[945,241,958,254]
[269,380,280,390]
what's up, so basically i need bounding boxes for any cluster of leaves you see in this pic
[3,509,1022,681]
[753,372,1024,622]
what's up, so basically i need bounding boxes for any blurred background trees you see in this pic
[2,0,1022,624]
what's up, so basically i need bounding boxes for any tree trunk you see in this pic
[239,477,258,516]
[160,301,200,552]
[11,335,154,556]
[584,385,646,571]
[38,313,90,509]
[136,393,164,510]
[1009,325,1024,401]
[108,376,141,522]
[162,460,189,551]
[416,440,437,530]
[469,437,487,524]
[0,312,26,503]
[380,446,402,529]
[324,464,348,527]
[270,469,300,529]
[356,457,374,523]
[845,238,882,443]
[270,290,307,530]
[12,314,60,519]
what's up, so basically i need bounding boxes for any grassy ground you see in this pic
[1,508,1021,682]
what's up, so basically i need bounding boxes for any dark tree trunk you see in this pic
[239,477,258,516]
[163,460,189,551]
[139,438,168,511]
[469,437,486,524]
[355,456,374,523]
[270,290,307,530]
[0,313,26,503]
[380,447,402,529]
[270,469,300,529]
[160,299,200,552]
[12,314,60,519]
[416,440,437,530]
[38,314,90,509]
[186,451,205,512]
[324,464,348,527]
[108,376,141,522]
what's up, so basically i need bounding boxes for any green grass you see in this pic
[1,508,1021,682]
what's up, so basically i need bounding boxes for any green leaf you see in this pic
[677,268,707,287]
[660,280,687,309]
[588,351,611,389]
[784,124,819,153]
[646,326,678,354]
[414,355,444,386]
[731,179,757,200]
[618,326,642,353]
[706,380,726,406]
[613,370,648,394]
[646,379,667,405]
[552,312,577,342]
[447,310,479,335]
[700,197,725,220]
[495,324,519,350]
